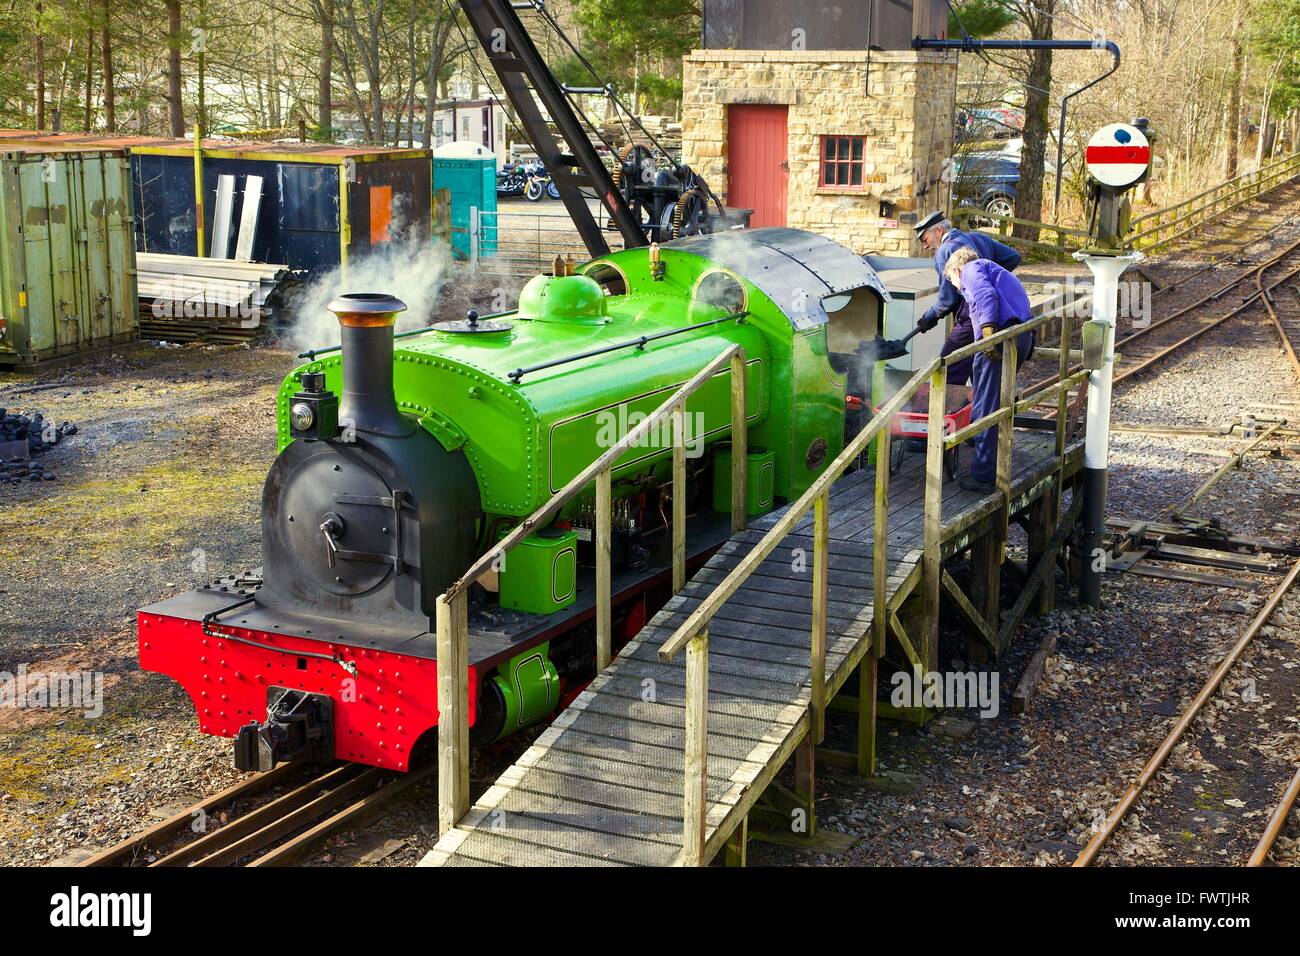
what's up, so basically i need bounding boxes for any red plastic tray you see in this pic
[867,388,973,440]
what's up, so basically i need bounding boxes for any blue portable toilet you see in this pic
[433,141,497,260]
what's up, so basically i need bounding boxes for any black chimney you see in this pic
[326,293,414,438]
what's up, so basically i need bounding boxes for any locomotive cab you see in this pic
[823,288,887,400]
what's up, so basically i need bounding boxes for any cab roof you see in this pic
[664,227,890,330]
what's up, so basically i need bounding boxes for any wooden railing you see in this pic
[1128,151,1300,252]
[950,208,1090,257]
[952,150,1300,258]
[657,305,1088,866]
[434,343,750,836]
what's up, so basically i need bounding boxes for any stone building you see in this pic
[682,1,957,256]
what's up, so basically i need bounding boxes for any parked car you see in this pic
[956,107,1024,142]
[953,152,1019,219]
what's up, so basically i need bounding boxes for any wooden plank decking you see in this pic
[420,430,1082,867]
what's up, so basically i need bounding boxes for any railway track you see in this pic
[1110,235,1300,387]
[1136,212,1300,309]
[1022,229,1300,408]
[1259,265,1300,383]
[1075,558,1300,867]
[79,761,434,867]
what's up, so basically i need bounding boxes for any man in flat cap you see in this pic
[912,211,1023,389]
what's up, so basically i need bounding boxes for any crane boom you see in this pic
[458,0,644,255]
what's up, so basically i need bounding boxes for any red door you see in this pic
[727,105,789,228]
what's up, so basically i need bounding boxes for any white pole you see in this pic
[1075,249,1142,607]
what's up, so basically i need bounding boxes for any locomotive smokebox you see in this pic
[327,293,416,438]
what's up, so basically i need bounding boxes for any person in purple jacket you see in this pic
[913,210,1022,389]
[942,246,1036,492]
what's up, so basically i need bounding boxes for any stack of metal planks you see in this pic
[137,253,291,344]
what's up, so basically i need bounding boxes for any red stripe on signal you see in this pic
[1086,145,1150,165]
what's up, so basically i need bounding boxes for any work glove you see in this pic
[979,327,1001,360]
[916,312,940,333]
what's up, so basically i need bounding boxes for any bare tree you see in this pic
[35,1,46,129]
[339,0,386,140]
[1011,0,1054,238]
[422,2,461,148]
[101,0,116,130]
[1226,1,1244,177]
[84,27,95,129]
[315,0,335,135]
[165,0,183,135]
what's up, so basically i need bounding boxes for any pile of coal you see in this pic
[0,408,77,484]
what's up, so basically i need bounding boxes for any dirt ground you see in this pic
[0,343,296,863]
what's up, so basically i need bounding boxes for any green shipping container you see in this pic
[0,146,138,365]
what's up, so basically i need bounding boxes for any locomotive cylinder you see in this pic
[327,293,416,438]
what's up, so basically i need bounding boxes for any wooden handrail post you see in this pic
[873,429,891,657]
[810,491,829,745]
[672,402,687,593]
[922,364,947,672]
[995,339,1018,566]
[436,590,470,836]
[861,431,890,778]
[595,468,612,671]
[730,348,748,534]
[682,627,709,866]
[1046,314,1070,615]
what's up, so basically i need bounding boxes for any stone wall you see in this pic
[681,50,957,256]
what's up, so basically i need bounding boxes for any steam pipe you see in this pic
[1054,47,1122,215]
[913,36,1122,218]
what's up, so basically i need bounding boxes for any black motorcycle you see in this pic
[496,162,528,198]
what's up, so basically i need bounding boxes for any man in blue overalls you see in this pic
[942,246,1036,493]
[912,210,1023,393]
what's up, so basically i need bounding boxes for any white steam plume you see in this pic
[285,193,455,350]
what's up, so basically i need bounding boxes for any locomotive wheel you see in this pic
[671,188,708,238]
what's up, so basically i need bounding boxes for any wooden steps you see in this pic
[421,430,1082,867]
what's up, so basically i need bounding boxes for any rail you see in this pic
[952,150,1300,258]
[1076,555,1300,866]
[434,343,750,836]
[657,305,1084,865]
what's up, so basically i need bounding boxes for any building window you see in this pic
[820,136,866,189]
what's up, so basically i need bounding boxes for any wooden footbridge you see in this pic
[421,307,1091,867]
